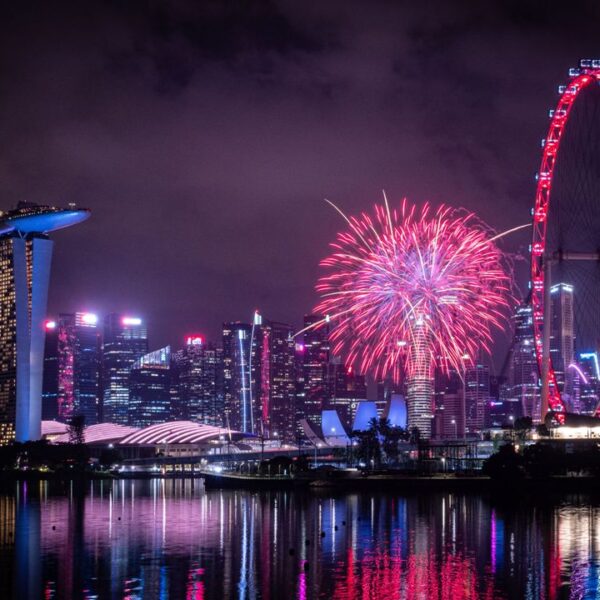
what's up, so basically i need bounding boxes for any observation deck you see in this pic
[0,201,90,236]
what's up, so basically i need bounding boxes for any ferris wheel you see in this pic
[531,59,600,421]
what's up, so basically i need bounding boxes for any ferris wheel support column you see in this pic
[540,257,552,423]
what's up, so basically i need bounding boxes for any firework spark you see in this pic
[314,197,513,382]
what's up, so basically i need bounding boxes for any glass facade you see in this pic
[172,338,224,427]
[128,346,172,427]
[102,313,148,425]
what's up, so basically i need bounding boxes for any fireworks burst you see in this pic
[314,196,513,382]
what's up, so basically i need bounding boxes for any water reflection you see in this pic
[1,480,600,598]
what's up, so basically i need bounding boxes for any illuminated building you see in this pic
[102,314,148,424]
[550,283,575,405]
[434,368,465,439]
[509,305,540,420]
[248,313,296,440]
[579,352,600,414]
[224,314,296,440]
[406,316,434,438]
[41,320,59,420]
[249,312,270,435]
[172,336,224,426]
[0,201,90,443]
[301,314,330,427]
[264,320,296,442]
[222,322,252,432]
[464,362,489,435]
[128,346,172,427]
[54,312,100,424]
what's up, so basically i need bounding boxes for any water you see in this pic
[1,479,600,599]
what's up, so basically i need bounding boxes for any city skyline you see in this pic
[2,2,599,355]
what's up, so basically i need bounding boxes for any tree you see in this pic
[353,419,381,469]
[377,417,407,464]
[482,444,524,480]
[514,416,533,441]
[68,415,86,445]
[410,427,421,445]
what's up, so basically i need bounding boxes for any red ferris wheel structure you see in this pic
[531,60,600,421]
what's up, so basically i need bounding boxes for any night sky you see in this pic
[1,1,599,362]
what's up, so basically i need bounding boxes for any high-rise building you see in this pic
[249,312,270,435]
[173,336,224,426]
[0,202,89,443]
[42,320,59,421]
[406,316,434,438]
[224,314,297,440]
[509,305,540,420]
[55,312,100,425]
[550,283,575,406]
[128,346,172,427]
[301,314,330,427]
[265,321,296,442]
[434,368,464,439]
[102,314,148,424]
[579,352,600,415]
[222,322,252,432]
[464,362,489,435]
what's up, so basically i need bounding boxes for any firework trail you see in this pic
[314,196,513,383]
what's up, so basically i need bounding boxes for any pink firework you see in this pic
[315,197,513,381]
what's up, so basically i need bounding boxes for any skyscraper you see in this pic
[102,314,148,424]
[550,283,575,408]
[579,352,600,414]
[406,317,434,438]
[173,336,224,426]
[434,368,464,439]
[128,346,172,427]
[509,304,540,420]
[0,202,89,443]
[464,362,490,435]
[41,320,59,421]
[265,321,296,442]
[222,322,252,432]
[55,312,100,424]
[301,314,330,427]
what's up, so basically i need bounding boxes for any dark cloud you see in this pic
[0,0,597,367]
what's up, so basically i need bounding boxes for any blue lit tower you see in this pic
[0,201,90,443]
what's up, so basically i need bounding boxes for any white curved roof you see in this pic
[119,421,243,445]
[54,423,139,444]
[41,420,69,436]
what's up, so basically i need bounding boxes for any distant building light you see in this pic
[79,312,98,326]
[186,336,203,346]
[45,320,57,330]
[295,343,305,353]
[253,311,262,325]
[122,317,142,326]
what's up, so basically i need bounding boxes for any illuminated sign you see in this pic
[45,320,57,330]
[122,317,142,326]
[186,336,203,346]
